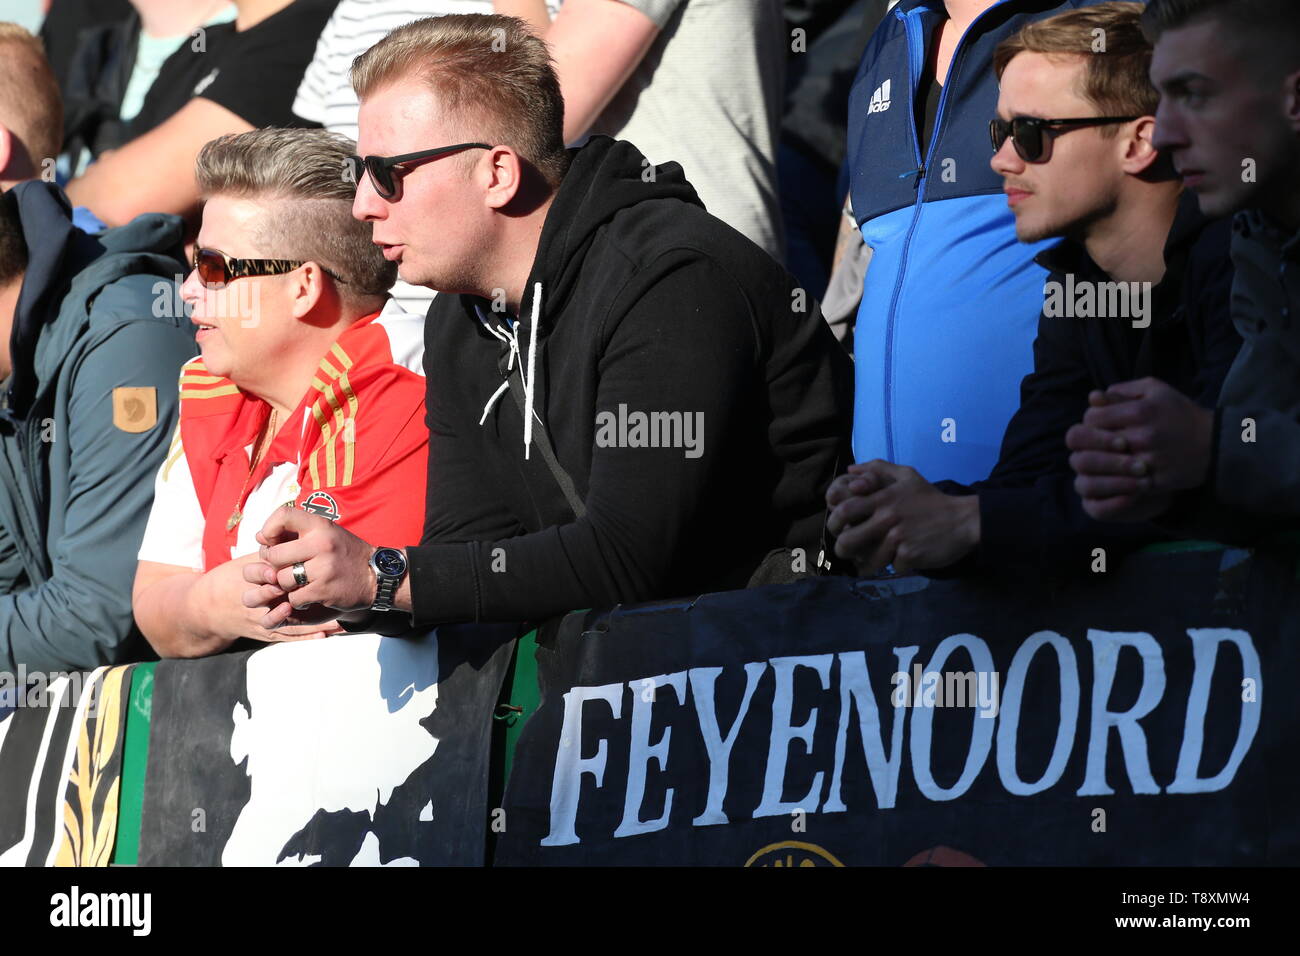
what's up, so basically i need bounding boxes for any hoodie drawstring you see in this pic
[522,282,540,460]
[477,282,543,459]
[477,379,510,426]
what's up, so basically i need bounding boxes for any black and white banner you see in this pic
[139,623,516,866]
[496,550,1299,865]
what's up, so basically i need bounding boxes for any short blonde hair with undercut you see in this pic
[195,127,396,302]
[350,14,569,187]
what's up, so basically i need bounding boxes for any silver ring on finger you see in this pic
[292,562,309,588]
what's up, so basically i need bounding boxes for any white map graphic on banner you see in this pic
[221,632,440,866]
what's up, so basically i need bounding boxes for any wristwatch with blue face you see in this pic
[368,547,408,612]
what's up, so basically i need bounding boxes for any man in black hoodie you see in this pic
[242,13,853,630]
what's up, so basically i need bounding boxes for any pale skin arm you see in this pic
[493,0,553,35]
[134,553,339,659]
[500,0,661,144]
[64,98,255,229]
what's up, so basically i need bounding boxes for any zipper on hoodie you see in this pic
[879,3,990,464]
[24,413,46,532]
[0,413,43,581]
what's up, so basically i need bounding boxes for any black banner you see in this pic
[496,549,1299,865]
[0,671,99,866]
[140,623,515,866]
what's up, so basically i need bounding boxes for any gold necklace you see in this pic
[226,408,278,533]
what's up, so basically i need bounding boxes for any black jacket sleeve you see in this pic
[936,308,1161,577]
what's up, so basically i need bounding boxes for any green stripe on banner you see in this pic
[502,628,540,786]
[110,661,155,866]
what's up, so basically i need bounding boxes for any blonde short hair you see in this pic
[0,23,62,170]
[994,2,1159,132]
[195,128,396,301]
[351,14,569,187]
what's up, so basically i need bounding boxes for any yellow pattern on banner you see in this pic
[54,667,130,867]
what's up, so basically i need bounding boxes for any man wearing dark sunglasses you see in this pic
[345,143,493,202]
[240,14,852,633]
[132,128,432,660]
[1067,0,1300,541]
[827,2,1240,581]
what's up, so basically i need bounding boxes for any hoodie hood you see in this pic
[520,136,704,318]
[7,181,184,417]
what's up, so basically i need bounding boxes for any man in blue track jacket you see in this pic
[827,3,1243,580]
[846,0,1107,484]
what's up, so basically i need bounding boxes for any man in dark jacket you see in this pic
[242,13,852,630]
[1068,0,1300,538]
[0,182,196,671]
[826,2,1239,579]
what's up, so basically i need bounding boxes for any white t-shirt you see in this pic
[138,431,303,571]
[138,300,426,569]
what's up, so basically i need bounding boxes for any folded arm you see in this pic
[64,98,254,229]
[499,0,662,144]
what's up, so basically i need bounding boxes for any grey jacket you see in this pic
[1209,210,1300,518]
[0,182,196,672]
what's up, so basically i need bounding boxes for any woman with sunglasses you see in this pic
[132,128,431,658]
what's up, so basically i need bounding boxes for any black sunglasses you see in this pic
[989,115,1141,163]
[346,142,492,199]
[192,247,345,289]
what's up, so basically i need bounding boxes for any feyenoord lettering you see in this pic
[540,628,1261,846]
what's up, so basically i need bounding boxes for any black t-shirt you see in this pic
[914,16,946,158]
[915,68,943,157]
[123,27,233,143]
[192,0,338,130]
